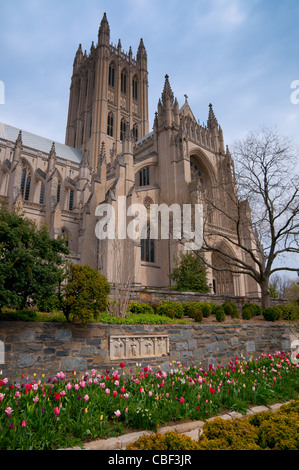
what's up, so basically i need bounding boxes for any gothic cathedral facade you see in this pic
[0,13,260,297]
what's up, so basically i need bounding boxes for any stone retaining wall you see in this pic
[0,321,292,381]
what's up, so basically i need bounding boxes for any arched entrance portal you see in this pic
[211,250,235,296]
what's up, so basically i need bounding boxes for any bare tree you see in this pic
[197,126,299,309]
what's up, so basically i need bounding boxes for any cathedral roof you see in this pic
[0,122,82,164]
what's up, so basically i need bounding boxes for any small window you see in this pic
[39,182,45,205]
[109,64,115,87]
[139,166,150,187]
[141,225,155,263]
[132,124,138,141]
[132,77,138,100]
[69,189,74,211]
[57,183,61,203]
[121,71,127,94]
[21,161,31,201]
[107,113,114,137]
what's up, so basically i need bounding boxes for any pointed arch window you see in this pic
[57,182,61,203]
[141,224,155,263]
[121,70,127,94]
[21,161,31,201]
[107,112,114,137]
[39,181,45,205]
[139,166,150,187]
[69,189,74,211]
[120,119,126,141]
[108,63,115,88]
[132,124,138,142]
[132,77,138,100]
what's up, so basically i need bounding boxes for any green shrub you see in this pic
[262,306,281,322]
[248,400,299,450]
[126,431,200,450]
[0,309,37,321]
[157,301,184,319]
[242,303,260,320]
[182,301,211,318]
[166,308,175,319]
[60,264,110,324]
[198,399,299,450]
[193,308,203,323]
[274,304,297,321]
[36,294,60,313]
[198,417,261,450]
[128,302,155,315]
[185,305,197,318]
[200,302,212,318]
[222,301,239,319]
[215,306,225,322]
[210,303,221,315]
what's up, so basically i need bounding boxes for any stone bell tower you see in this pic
[65,12,149,170]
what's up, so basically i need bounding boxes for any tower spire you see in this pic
[98,12,110,46]
[207,103,218,130]
[161,74,174,105]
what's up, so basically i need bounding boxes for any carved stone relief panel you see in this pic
[109,335,169,360]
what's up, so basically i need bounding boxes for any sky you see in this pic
[0,0,298,275]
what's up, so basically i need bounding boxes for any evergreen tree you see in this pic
[170,251,209,293]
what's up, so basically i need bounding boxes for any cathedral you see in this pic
[0,13,260,297]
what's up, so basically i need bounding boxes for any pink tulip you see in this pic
[21,420,27,427]
[84,394,89,402]
[53,407,60,417]
[5,407,13,417]
[114,410,121,417]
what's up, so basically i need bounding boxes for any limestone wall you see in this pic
[0,321,292,381]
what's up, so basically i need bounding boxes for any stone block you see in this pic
[61,357,87,371]
[17,353,36,368]
[246,341,256,352]
[20,330,35,342]
[176,342,188,351]
[56,330,72,342]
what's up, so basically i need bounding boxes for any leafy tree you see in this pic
[60,264,110,324]
[170,251,209,293]
[0,204,69,312]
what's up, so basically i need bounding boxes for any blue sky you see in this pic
[1,0,299,149]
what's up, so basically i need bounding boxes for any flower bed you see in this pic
[0,352,298,450]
